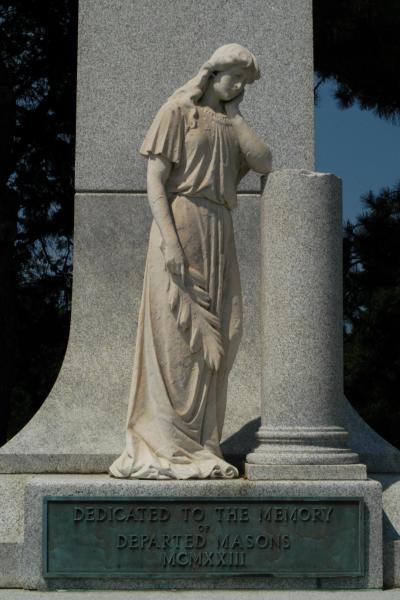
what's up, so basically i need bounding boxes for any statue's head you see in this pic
[205,44,260,103]
[205,44,260,85]
[169,44,259,122]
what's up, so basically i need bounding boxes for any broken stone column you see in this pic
[246,169,367,480]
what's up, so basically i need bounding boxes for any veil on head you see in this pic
[168,43,260,127]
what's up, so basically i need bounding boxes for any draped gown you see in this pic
[110,100,249,479]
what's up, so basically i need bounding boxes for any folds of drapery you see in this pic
[110,195,243,480]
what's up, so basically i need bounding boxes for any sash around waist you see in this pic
[168,192,234,211]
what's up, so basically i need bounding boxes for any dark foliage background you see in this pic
[314,0,400,121]
[343,188,400,445]
[0,0,399,447]
[314,0,400,448]
[0,0,77,443]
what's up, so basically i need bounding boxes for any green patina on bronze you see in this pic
[43,496,364,578]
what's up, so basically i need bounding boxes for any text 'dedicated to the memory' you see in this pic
[43,497,364,578]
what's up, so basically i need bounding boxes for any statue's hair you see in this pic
[168,44,260,127]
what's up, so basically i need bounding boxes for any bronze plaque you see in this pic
[43,496,364,578]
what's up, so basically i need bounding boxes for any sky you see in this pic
[315,81,400,224]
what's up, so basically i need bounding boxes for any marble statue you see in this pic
[110,44,272,480]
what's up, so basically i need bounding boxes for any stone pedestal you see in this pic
[246,170,366,480]
[20,475,381,590]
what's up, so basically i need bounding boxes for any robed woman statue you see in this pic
[110,44,272,480]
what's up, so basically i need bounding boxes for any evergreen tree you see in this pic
[0,0,77,441]
[314,0,400,121]
[314,0,400,444]
[344,186,400,447]
[0,61,16,442]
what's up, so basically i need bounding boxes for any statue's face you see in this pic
[212,66,247,102]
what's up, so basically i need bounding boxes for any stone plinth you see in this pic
[246,170,366,480]
[374,474,400,588]
[21,475,381,590]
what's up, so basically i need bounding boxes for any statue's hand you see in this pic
[224,90,244,118]
[163,241,186,284]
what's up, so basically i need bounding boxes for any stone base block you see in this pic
[245,464,367,480]
[0,475,31,587]
[16,475,381,591]
[372,474,400,589]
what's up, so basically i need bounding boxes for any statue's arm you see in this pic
[147,155,185,281]
[230,114,272,174]
[225,93,272,175]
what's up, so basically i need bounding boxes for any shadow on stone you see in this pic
[222,417,261,474]
[382,512,400,588]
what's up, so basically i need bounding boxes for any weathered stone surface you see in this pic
[0,545,23,589]
[21,475,381,590]
[0,475,28,542]
[75,0,314,192]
